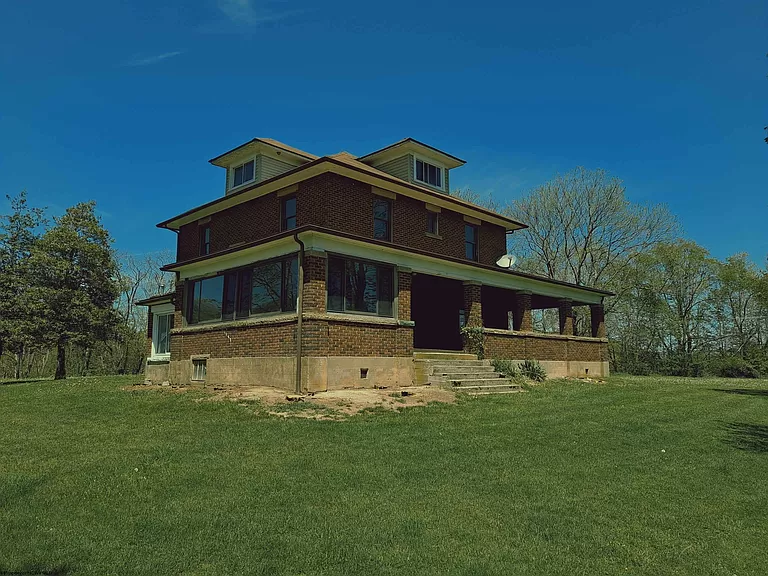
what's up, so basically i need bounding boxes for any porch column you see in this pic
[303,250,327,313]
[558,298,574,336]
[590,303,606,338]
[462,281,483,328]
[513,290,532,332]
[397,268,412,322]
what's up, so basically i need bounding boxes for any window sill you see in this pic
[305,311,415,328]
[147,356,170,364]
[173,313,298,334]
[425,232,442,240]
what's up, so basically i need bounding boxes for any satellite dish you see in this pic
[495,254,517,268]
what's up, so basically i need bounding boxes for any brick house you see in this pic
[139,137,610,391]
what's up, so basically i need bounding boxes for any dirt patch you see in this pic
[131,382,456,419]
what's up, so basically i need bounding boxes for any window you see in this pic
[187,275,224,324]
[415,158,443,188]
[427,211,439,235]
[232,159,255,188]
[373,198,392,241]
[327,256,394,317]
[281,196,297,231]
[185,256,298,325]
[199,225,211,256]
[465,224,478,261]
[192,358,207,381]
[152,313,172,357]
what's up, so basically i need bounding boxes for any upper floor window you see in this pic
[199,225,211,256]
[327,256,394,317]
[232,159,255,188]
[465,224,478,261]
[373,198,392,241]
[427,211,439,235]
[415,158,443,189]
[281,196,297,231]
[186,256,298,325]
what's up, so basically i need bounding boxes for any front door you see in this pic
[411,274,463,351]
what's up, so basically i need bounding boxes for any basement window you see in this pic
[192,358,207,382]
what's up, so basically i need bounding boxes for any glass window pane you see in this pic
[237,270,251,318]
[234,165,244,187]
[374,219,389,240]
[243,160,254,182]
[189,281,201,324]
[328,257,344,311]
[284,196,296,218]
[283,257,298,312]
[378,266,393,317]
[222,272,237,320]
[198,276,224,322]
[346,260,377,314]
[251,262,282,314]
[156,314,169,354]
[416,159,424,181]
[465,224,476,242]
[435,167,442,187]
[373,199,389,220]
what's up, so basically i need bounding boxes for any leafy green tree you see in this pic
[27,202,121,379]
[0,191,46,376]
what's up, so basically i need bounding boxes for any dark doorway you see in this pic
[411,274,463,351]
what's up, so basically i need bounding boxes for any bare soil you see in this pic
[131,382,456,419]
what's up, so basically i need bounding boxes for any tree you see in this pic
[505,167,677,301]
[641,241,717,375]
[712,254,764,357]
[27,202,121,379]
[0,191,46,377]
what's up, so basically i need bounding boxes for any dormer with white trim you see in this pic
[209,138,318,196]
[357,138,465,194]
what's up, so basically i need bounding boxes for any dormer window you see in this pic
[415,158,443,189]
[232,159,255,188]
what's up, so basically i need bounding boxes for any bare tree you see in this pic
[504,167,678,307]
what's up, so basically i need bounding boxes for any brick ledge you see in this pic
[483,328,607,343]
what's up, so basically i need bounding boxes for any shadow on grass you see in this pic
[712,388,768,397]
[0,566,71,576]
[722,422,768,453]
[0,379,49,387]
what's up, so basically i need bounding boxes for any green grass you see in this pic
[1,375,767,575]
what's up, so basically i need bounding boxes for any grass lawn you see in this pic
[1,375,767,575]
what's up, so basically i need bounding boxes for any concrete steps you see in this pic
[413,352,522,395]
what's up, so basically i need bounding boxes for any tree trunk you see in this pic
[54,343,66,380]
[14,346,23,380]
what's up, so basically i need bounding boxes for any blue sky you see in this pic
[1,0,766,263]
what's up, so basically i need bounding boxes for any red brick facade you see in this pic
[484,331,608,363]
[175,172,508,268]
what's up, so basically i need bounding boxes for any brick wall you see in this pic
[175,171,509,268]
[303,254,326,313]
[397,271,411,322]
[484,331,607,363]
[171,321,297,359]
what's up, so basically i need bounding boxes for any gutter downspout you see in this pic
[293,232,305,395]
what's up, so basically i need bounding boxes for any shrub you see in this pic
[491,359,519,378]
[711,357,761,379]
[519,359,547,382]
[460,326,485,359]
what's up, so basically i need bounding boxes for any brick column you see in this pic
[462,281,483,328]
[397,268,412,322]
[513,291,532,332]
[590,304,606,338]
[558,298,574,336]
[303,251,327,313]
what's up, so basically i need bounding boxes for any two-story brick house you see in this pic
[140,137,610,391]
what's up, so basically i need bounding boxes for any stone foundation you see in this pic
[156,355,415,392]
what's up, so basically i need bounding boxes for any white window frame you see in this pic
[413,155,446,191]
[229,157,257,191]
[150,303,174,360]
